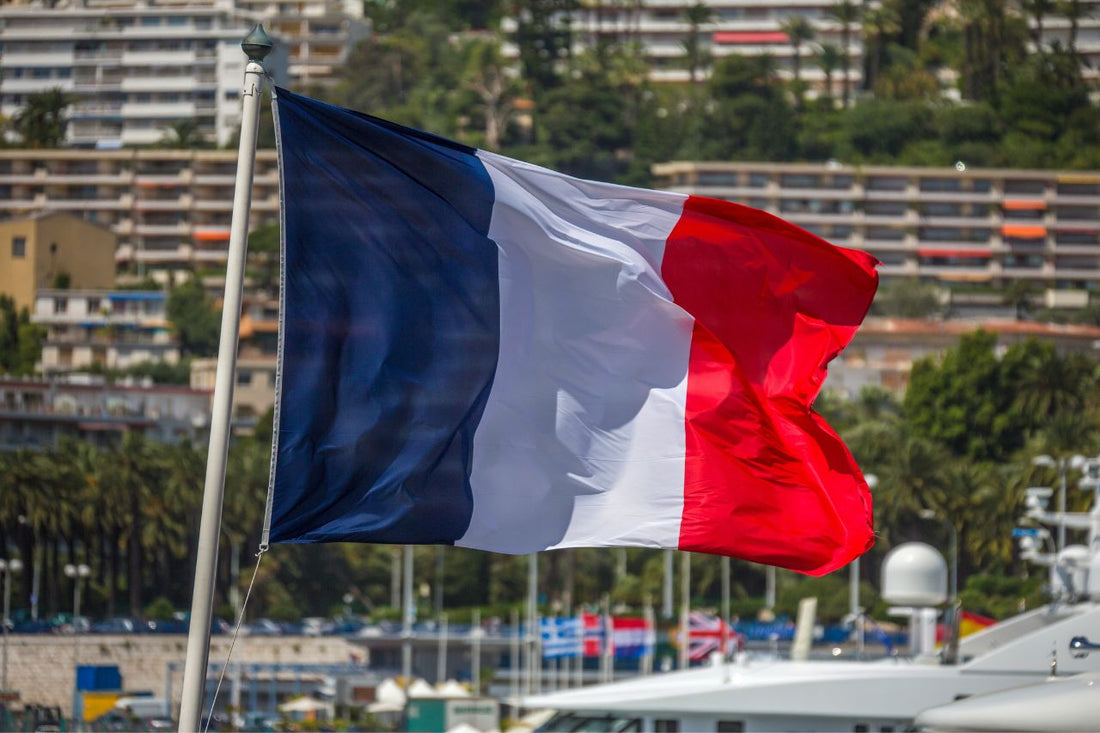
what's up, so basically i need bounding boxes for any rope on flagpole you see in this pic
[203,546,266,733]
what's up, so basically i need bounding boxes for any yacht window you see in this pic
[854,726,869,733]
[654,720,679,732]
[716,722,745,732]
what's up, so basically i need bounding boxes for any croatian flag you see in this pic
[265,88,878,575]
[612,616,656,660]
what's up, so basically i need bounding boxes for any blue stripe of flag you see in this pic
[268,88,500,544]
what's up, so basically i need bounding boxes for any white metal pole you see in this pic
[471,609,481,695]
[509,608,520,707]
[662,550,673,619]
[765,565,776,609]
[678,553,690,670]
[1059,459,1067,553]
[526,553,538,697]
[402,545,414,688]
[437,614,448,684]
[721,556,730,659]
[178,25,271,733]
[1,564,10,691]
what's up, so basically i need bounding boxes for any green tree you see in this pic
[12,88,76,148]
[682,2,715,86]
[815,43,844,101]
[828,0,861,108]
[458,38,520,150]
[0,296,44,375]
[246,222,280,295]
[780,16,815,110]
[166,277,220,357]
[699,55,798,162]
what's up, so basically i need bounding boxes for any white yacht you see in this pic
[526,482,1100,732]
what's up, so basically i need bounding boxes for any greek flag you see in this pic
[541,617,582,659]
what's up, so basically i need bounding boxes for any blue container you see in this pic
[76,665,122,691]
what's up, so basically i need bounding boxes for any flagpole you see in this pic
[678,552,690,670]
[402,545,414,688]
[471,608,481,694]
[177,25,271,733]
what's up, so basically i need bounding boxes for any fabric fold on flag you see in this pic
[265,87,879,575]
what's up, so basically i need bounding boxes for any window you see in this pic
[54,298,67,314]
[11,236,26,258]
[716,722,745,732]
[654,721,679,733]
[237,372,253,386]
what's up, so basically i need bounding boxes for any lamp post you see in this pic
[64,564,90,663]
[918,510,958,602]
[1033,454,1086,553]
[1,557,23,692]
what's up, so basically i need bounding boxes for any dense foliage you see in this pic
[7,0,1100,177]
[2,333,1097,623]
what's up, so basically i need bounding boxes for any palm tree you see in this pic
[828,0,860,107]
[12,88,76,148]
[157,119,206,149]
[781,16,816,110]
[1058,0,1088,56]
[1021,0,1056,47]
[815,43,844,101]
[861,3,901,93]
[682,1,715,86]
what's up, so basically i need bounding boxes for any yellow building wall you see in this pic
[0,217,40,311]
[0,213,116,311]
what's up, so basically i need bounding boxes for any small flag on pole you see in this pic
[611,616,656,660]
[265,88,878,575]
[540,617,582,659]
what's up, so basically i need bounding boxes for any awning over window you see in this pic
[917,248,993,258]
[713,31,789,44]
[1002,224,1047,238]
[1003,199,1046,210]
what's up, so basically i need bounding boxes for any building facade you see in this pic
[0,211,117,311]
[32,289,180,374]
[0,148,281,282]
[235,0,369,86]
[0,0,290,148]
[0,375,211,450]
[502,0,866,93]
[654,161,1100,295]
[827,317,1100,396]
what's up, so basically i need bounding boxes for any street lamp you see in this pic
[918,510,958,603]
[64,564,90,656]
[1,557,24,692]
[1033,454,1086,553]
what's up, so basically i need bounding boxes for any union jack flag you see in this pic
[682,611,741,661]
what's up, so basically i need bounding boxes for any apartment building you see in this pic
[235,0,369,86]
[502,0,1100,91]
[0,211,116,311]
[189,292,277,419]
[0,374,211,449]
[654,161,1100,295]
[0,0,290,148]
[503,0,866,92]
[32,289,180,374]
[829,317,1100,396]
[0,148,281,281]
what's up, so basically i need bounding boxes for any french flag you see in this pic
[266,89,878,575]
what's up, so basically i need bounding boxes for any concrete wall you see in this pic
[2,634,362,717]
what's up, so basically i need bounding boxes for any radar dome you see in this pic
[881,542,947,606]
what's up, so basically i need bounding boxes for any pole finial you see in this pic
[242,24,273,62]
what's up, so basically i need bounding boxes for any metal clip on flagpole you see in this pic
[178,24,272,733]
